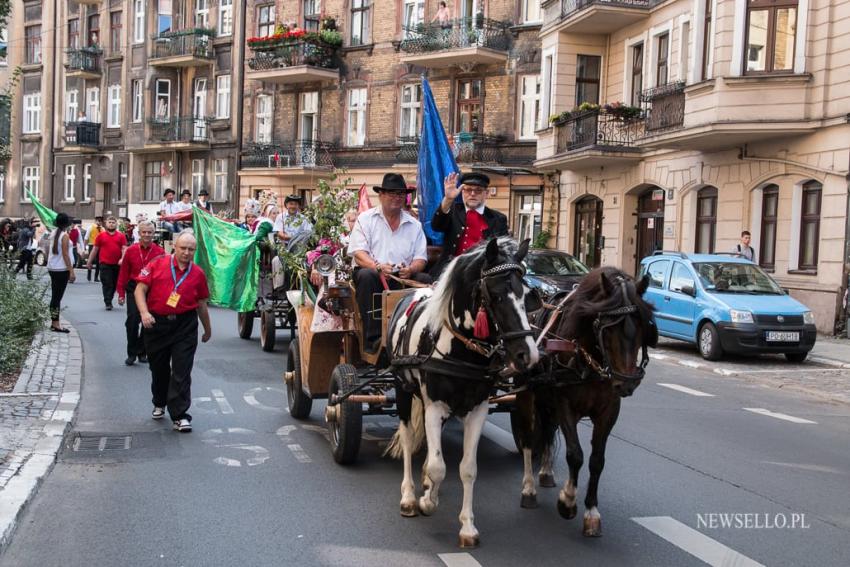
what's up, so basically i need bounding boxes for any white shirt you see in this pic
[348,207,427,267]
[465,203,486,215]
[175,200,193,212]
[159,199,180,215]
[47,230,74,271]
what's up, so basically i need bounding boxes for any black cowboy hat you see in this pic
[373,173,415,193]
[163,188,175,196]
[283,194,303,204]
[458,172,490,188]
[198,189,209,196]
[180,189,192,197]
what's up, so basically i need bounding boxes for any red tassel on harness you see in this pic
[473,307,490,340]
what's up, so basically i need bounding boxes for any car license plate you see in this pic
[765,331,799,342]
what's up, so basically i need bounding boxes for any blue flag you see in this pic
[417,77,459,245]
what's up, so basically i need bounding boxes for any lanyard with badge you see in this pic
[167,256,192,308]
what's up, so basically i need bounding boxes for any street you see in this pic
[4,279,850,567]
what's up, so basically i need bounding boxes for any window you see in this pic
[23,166,40,200]
[350,0,370,46]
[88,14,100,47]
[191,159,205,194]
[219,0,233,36]
[799,181,821,270]
[630,43,644,105]
[134,0,145,43]
[64,165,76,201]
[669,263,695,293]
[399,83,421,139]
[0,173,5,202]
[647,260,670,289]
[257,5,276,36]
[456,79,481,133]
[157,0,172,35]
[759,184,778,270]
[347,88,367,147]
[521,0,542,23]
[132,80,143,123]
[514,193,542,241]
[656,32,669,86]
[540,53,553,129]
[214,159,228,201]
[695,186,717,253]
[87,87,101,123]
[702,0,713,80]
[25,25,42,64]
[66,89,79,124]
[196,0,209,28]
[84,163,93,201]
[144,161,163,201]
[68,19,80,50]
[155,80,171,121]
[216,75,231,119]
[299,91,318,142]
[303,0,320,32]
[255,94,273,143]
[518,75,540,140]
[575,54,601,106]
[745,0,797,74]
[402,0,424,38]
[107,85,121,128]
[23,93,41,134]
[0,28,5,66]
[110,12,122,53]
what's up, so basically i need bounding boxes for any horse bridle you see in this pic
[587,276,649,383]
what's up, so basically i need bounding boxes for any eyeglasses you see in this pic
[462,187,486,195]
[383,191,408,198]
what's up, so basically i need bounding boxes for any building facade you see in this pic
[535,0,850,333]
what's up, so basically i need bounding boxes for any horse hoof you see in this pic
[520,494,538,509]
[418,497,436,516]
[539,473,556,488]
[400,501,418,517]
[458,534,480,548]
[557,499,577,520]
[583,517,602,537]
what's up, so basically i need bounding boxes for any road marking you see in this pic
[287,444,312,463]
[743,408,817,424]
[657,383,715,397]
[211,389,234,414]
[481,421,518,454]
[243,386,287,412]
[302,423,330,441]
[202,428,270,467]
[762,461,847,475]
[438,553,482,567]
[276,425,297,438]
[633,516,765,567]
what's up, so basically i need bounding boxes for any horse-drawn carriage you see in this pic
[237,242,297,352]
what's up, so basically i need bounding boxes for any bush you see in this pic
[0,252,50,375]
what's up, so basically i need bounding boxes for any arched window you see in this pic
[799,180,821,270]
[695,186,717,253]
[759,184,778,270]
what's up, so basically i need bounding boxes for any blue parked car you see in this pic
[638,252,817,362]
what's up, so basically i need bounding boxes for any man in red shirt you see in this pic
[135,231,212,432]
[117,221,165,366]
[68,219,82,268]
[86,216,127,310]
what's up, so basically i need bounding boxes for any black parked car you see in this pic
[523,249,590,299]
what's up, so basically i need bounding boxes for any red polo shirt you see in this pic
[94,230,127,265]
[117,242,165,300]
[136,255,210,316]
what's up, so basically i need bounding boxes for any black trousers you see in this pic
[87,245,99,281]
[124,282,145,358]
[48,270,70,322]
[144,311,198,422]
[353,268,432,342]
[99,263,119,305]
[15,249,34,278]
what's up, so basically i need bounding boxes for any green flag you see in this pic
[27,190,58,229]
[192,207,259,312]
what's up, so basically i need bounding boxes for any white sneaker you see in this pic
[173,418,192,432]
[151,407,165,420]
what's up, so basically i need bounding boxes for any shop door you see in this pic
[574,196,603,268]
[636,188,665,272]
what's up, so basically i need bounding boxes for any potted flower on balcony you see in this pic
[548,110,573,126]
[321,16,337,31]
[601,101,642,122]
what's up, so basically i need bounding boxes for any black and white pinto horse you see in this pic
[385,237,541,548]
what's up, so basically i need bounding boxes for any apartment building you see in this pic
[535,0,850,332]
[238,0,553,243]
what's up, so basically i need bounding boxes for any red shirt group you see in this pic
[117,242,165,300]
[136,255,210,316]
[94,230,128,265]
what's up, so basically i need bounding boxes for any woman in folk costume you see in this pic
[254,203,280,245]
[239,199,261,233]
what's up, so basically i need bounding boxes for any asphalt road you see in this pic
[4,279,850,566]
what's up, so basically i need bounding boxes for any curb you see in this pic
[0,320,83,551]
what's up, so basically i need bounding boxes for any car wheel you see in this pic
[698,322,722,361]
[785,352,808,363]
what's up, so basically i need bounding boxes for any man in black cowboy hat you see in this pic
[431,171,509,277]
[348,173,431,351]
[158,188,180,234]
[274,194,312,250]
[195,189,214,213]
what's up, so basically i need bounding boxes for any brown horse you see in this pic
[512,266,657,537]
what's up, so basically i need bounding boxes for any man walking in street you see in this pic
[14,217,38,279]
[135,231,212,432]
[85,216,103,281]
[69,219,83,268]
[86,216,127,310]
[734,230,756,262]
[117,221,165,366]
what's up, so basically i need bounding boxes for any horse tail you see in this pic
[384,394,425,460]
[532,391,559,457]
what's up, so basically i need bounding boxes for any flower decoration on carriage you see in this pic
[305,238,341,267]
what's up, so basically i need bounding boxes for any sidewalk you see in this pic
[808,335,850,368]
[0,320,82,551]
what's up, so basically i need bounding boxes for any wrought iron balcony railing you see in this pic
[394,134,506,164]
[66,48,102,73]
[241,141,335,168]
[65,121,101,147]
[151,30,215,60]
[641,82,686,133]
[561,0,652,17]
[400,17,511,54]
[148,117,211,143]
[555,109,643,154]
[247,40,338,71]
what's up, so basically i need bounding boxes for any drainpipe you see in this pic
[235,0,248,181]
[48,0,59,208]
[843,161,850,337]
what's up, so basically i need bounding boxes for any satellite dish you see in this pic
[315,254,336,277]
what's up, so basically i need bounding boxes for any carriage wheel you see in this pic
[237,311,254,339]
[260,310,277,352]
[286,338,313,419]
[327,364,362,465]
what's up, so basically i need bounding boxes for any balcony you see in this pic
[536,109,643,170]
[241,141,335,170]
[642,82,685,133]
[64,121,101,151]
[149,29,215,67]
[393,134,509,165]
[400,17,511,68]
[75,0,101,4]
[554,0,652,34]
[143,117,211,151]
[246,40,339,85]
[65,48,102,79]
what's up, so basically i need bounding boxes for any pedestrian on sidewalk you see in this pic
[733,230,756,262]
[117,220,165,366]
[69,219,83,269]
[85,217,103,281]
[14,217,39,279]
[86,216,127,310]
[47,213,76,333]
[135,231,212,432]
